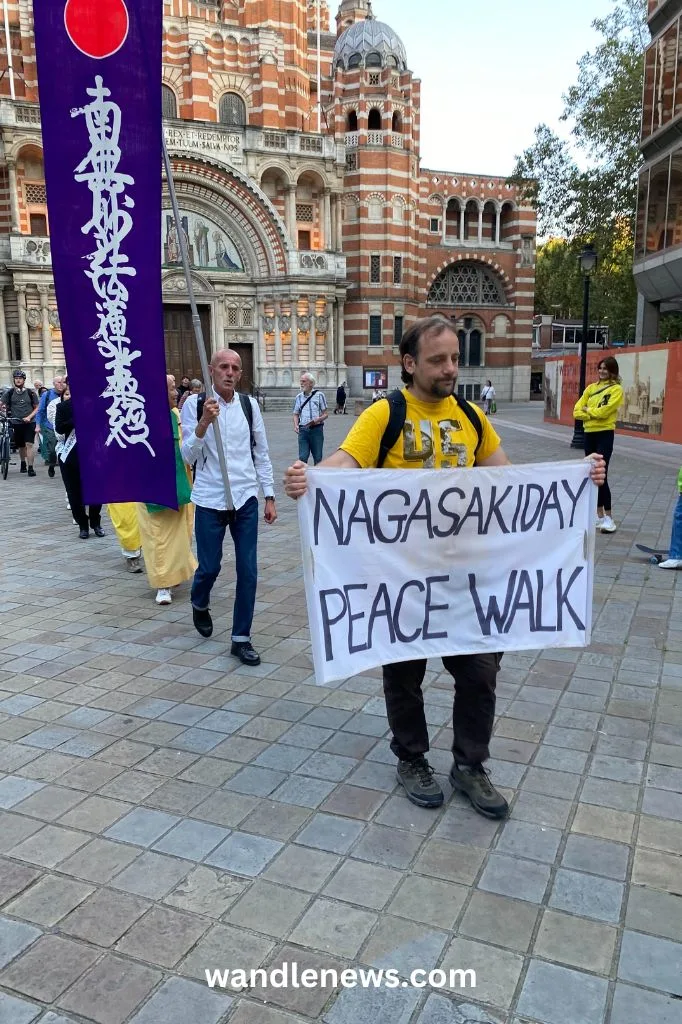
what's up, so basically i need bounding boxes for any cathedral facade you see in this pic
[0,0,536,400]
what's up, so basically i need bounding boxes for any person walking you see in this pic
[137,375,197,605]
[54,380,104,539]
[181,349,277,665]
[335,382,347,415]
[573,355,623,534]
[285,316,606,819]
[659,467,682,570]
[108,504,143,573]
[481,380,496,415]
[293,372,328,465]
[35,375,66,477]
[2,370,39,476]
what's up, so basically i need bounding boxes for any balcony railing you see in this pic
[290,250,347,277]
[367,130,384,146]
[163,120,340,163]
[345,131,359,148]
[9,235,52,265]
[0,100,41,128]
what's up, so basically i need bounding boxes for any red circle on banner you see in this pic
[64,0,129,59]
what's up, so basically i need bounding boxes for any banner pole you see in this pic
[161,138,234,512]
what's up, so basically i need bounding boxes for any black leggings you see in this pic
[584,430,614,511]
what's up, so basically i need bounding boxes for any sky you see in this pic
[375,0,618,176]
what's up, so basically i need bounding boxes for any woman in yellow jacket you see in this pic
[573,356,624,533]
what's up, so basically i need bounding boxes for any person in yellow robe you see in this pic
[107,503,143,573]
[136,375,197,605]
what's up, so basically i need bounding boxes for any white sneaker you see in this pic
[659,558,682,569]
[600,516,617,533]
[155,588,172,605]
[595,516,605,529]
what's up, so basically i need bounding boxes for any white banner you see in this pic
[298,461,596,685]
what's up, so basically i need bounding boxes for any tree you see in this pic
[512,0,647,238]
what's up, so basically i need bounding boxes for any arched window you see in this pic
[348,53,362,68]
[367,108,382,130]
[457,318,483,367]
[162,84,177,119]
[346,110,358,131]
[367,196,383,221]
[365,51,382,68]
[391,111,402,132]
[219,92,247,126]
[428,262,506,307]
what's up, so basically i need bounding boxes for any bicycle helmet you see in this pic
[12,369,26,380]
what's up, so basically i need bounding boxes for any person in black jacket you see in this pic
[54,380,104,540]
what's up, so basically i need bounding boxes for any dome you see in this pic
[333,16,407,72]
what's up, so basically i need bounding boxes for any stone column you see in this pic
[322,190,332,251]
[336,297,345,365]
[7,160,20,233]
[38,285,52,365]
[274,301,283,366]
[16,285,29,363]
[0,287,9,363]
[290,298,299,367]
[495,208,501,244]
[459,203,465,243]
[331,195,341,251]
[441,200,448,244]
[286,186,297,246]
[477,205,483,245]
[325,299,334,364]
[214,296,225,353]
[256,300,266,369]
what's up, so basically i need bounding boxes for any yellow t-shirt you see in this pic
[340,388,501,469]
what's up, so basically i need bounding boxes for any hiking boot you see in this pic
[231,641,261,666]
[450,763,508,819]
[20,461,27,473]
[397,756,444,808]
[192,605,213,638]
[27,466,36,477]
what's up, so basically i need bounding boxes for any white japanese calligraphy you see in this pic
[71,75,154,454]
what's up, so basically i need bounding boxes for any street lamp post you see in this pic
[570,244,598,449]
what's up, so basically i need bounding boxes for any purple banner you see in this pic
[34,0,176,507]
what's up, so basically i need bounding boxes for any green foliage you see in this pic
[511,0,647,334]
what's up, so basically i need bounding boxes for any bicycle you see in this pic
[0,413,12,481]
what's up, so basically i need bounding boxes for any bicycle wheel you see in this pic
[1,443,8,480]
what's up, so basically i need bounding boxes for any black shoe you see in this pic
[192,606,213,638]
[92,525,105,537]
[449,763,509,819]
[20,461,27,473]
[48,466,55,477]
[231,641,261,666]
[79,528,89,540]
[27,466,36,477]
[397,756,444,808]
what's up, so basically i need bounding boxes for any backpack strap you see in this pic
[377,390,407,468]
[457,396,484,461]
[197,391,255,462]
[376,389,484,467]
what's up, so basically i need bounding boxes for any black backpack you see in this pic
[196,391,256,462]
[377,389,484,468]
[4,387,38,415]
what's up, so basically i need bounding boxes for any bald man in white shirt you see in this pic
[181,350,277,666]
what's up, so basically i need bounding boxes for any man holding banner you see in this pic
[285,316,606,820]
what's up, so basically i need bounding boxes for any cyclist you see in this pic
[1,370,39,476]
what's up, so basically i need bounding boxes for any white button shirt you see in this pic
[180,391,275,512]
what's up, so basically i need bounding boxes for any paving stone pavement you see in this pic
[0,402,680,1024]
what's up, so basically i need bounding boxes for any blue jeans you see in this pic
[298,425,324,464]
[191,498,259,642]
[670,493,682,559]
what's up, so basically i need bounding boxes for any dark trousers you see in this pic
[298,425,324,465]
[584,430,614,510]
[58,451,102,531]
[383,652,501,766]
[191,498,259,641]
